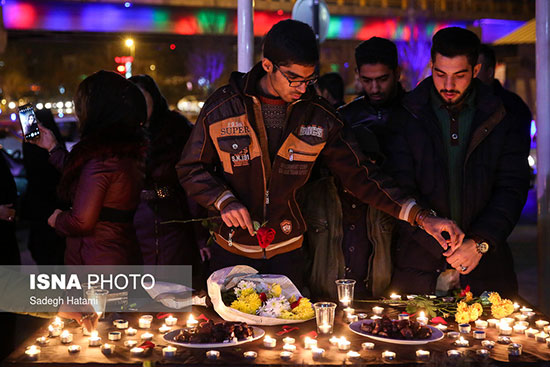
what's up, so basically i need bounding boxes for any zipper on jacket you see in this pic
[265,190,270,205]
[288,148,317,162]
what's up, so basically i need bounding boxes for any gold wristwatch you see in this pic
[476,241,489,254]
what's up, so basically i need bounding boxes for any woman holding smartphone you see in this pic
[34,70,147,265]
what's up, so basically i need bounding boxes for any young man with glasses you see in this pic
[177,20,463,289]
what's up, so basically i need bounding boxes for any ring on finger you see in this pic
[460,265,468,272]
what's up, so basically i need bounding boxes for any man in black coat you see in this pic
[384,27,531,297]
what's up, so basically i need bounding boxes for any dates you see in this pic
[175,320,254,344]
[360,315,432,340]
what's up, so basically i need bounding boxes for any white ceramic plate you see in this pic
[163,326,265,348]
[349,320,444,345]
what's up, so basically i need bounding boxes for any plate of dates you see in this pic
[349,316,444,345]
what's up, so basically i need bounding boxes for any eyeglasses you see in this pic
[274,64,318,87]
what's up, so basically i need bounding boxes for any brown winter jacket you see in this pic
[177,62,422,259]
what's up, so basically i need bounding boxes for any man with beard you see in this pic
[383,27,530,297]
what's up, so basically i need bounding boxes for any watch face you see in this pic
[477,242,489,254]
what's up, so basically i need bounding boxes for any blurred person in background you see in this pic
[129,75,210,273]
[33,70,147,265]
[316,72,345,108]
[21,109,67,264]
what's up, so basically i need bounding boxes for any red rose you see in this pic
[291,297,302,309]
[460,285,471,297]
[257,227,276,249]
[259,292,267,302]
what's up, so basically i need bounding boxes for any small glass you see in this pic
[87,289,109,319]
[335,279,356,307]
[313,302,337,334]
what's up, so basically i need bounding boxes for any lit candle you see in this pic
[347,351,361,360]
[515,314,528,321]
[499,323,512,336]
[165,315,178,326]
[514,324,527,334]
[101,343,115,356]
[346,314,358,324]
[454,336,469,347]
[243,351,257,360]
[526,311,536,318]
[508,343,523,357]
[318,323,332,334]
[370,315,382,320]
[416,349,430,360]
[304,337,317,349]
[36,336,49,346]
[113,319,128,329]
[398,313,409,321]
[520,307,533,315]
[139,315,153,329]
[546,338,550,348]
[482,340,495,349]
[435,324,448,332]
[487,319,499,328]
[357,313,368,320]
[382,351,396,360]
[25,345,40,361]
[473,330,486,340]
[447,350,461,358]
[263,335,276,348]
[516,320,529,327]
[89,331,102,347]
[447,331,460,339]
[312,347,325,360]
[497,336,512,344]
[525,328,539,338]
[130,347,145,357]
[283,337,295,344]
[536,331,549,342]
[389,293,401,301]
[372,306,384,315]
[459,323,471,333]
[124,340,138,348]
[362,342,375,350]
[159,324,171,334]
[67,345,81,353]
[536,320,549,329]
[60,330,73,344]
[108,331,122,341]
[416,311,428,325]
[513,302,520,311]
[206,350,219,360]
[475,320,488,329]
[338,338,351,351]
[343,307,355,315]
[82,327,92,336]
[329,336,341,346]
[125,327,137,336]
[476,349,490,358]
[52,317,64,329]
[280,351,293,360]
[546,325,550,333]
[140,332,154,341]
[502,317,515,325]
[163,346,177,358]
[48,325,61,337]
[407,294,418,300]
[186,315,198,329]
[340,296,351,307]
[283,343,296,352]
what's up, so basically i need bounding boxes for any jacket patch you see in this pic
[278,162,309,175]
[221,121,250,136]
[231,147,250,167]
[280,220,292,235]
[299,125,324,138]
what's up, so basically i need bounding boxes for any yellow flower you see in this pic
[270,283,282,298]
[280,298,315,320]
[488,292,501,305]
[464,292,473,302]
[472,302,483,315]
[455,310,470,324]
[457,301,469,313]
[468,305,480,321]
[491,299,514,319]
[231,292,262,314]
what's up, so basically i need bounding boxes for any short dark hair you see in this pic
[431,27,480,67]
[317,72,344,102]
[479,44,496,69]
[263,19,319,66]
[355,37,398,70]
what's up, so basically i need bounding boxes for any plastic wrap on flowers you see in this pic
[207,265,314,325]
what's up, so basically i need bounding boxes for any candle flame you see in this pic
[419,311,425,318]
[188,314,196,322]
[91,330,98,338]
[61,330,69,337]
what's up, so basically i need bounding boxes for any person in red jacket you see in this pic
[33,70,147,265]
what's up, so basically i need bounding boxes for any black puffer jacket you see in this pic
[383,77,530,297]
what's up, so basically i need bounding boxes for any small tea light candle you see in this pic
[140,332,154,341]
[338,338,351,351]
[318,323,332,334]
[312,347,325,360]
[346,314,359,324]
[25,346,40,361]
[206,350,219,360]
[546,325,550,333]
[347,350,361,360]
[243,351,257,360]
[139,315,153,329]
[159,324,171,334]
[362,342,375,350]
[52,317,64,329]
[283,337,295,344]
[382,351,396,360]
[186,315,198,329]
[407,294,418,300]
[340,296,351,307]
[113,319,128,329]
[67,345,81,353]
[36,336,49,346]
[48,325,61,337]
[389,293,401,301]
[343,307,355,315]
[447,350,461,358]
[536,331,549,342]
[525,328,539,338]
[516,320,529,327]
[124,340,138,348]
[513,302,520,311]
[482,340,495,349]
[459,323,471,333]
[371,315,382,320]
[454,336,469,347]
[101,343,115,356]
[372,306,384,315]
[130,347,145,357]
[398,313,410,321]
[515,314,528,321]
[280,351,293,360]
[475,320,488,329]
[263,335,276,348]
[416,349,430,360]
[304,337,317,350]
[546,338,550,348]
[427,295,436,299]
[283,343,296,352]
[487,319,499,328]
[435,324,448,332]
[520,307,533,314]
[447,331,460,339]
[514,324,527,334]
[329,336,341,346]
[476,349,490,358]
[526,311,536,318]
[416,311,428,325]
[499,324,512,336]
[125,327,137,336]
[536,320,549,329]
[163,346,177,358]
[60,330,73,344]
[89,331,102,347]
[473,330,486,340]
[165,315,178,326]
[497,336,512,344]
[108,331,122,341]
[508,343,523,357]
[502,317,515,325]
[357,313,368,320]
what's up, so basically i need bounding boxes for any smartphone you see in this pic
[18,104,40,140]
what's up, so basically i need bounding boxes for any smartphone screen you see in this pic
[18,104,40,140]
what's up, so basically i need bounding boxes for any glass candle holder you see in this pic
[113,319,128,329]
[163,346,177,358]
[362,342,375,350]
[139,315,153,329]
[416,349,430,360]
[314,302,337,334]
[382,351,396,360]
[335,279,356,307]
[475,320,488,329]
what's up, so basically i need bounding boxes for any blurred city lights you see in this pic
[36,103,44,110]
[8,102,16,109]
[528,155,536,168]
[58,112,64,118]
[125,38,134,47]
[66,108,73,114]
[150,64,156,71]
[59,86,66,94]
[0,108,2,115]
[1,99,6,105]
[124,2,132,7]
[10,113,17,121]
[65,101,72,108]
[170,43,176,50]
[117,64,126,73]
[45,103,52,109]
[56,102,63,108]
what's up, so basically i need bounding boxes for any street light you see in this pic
[125,38,134,48]
[124,38,135,78]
